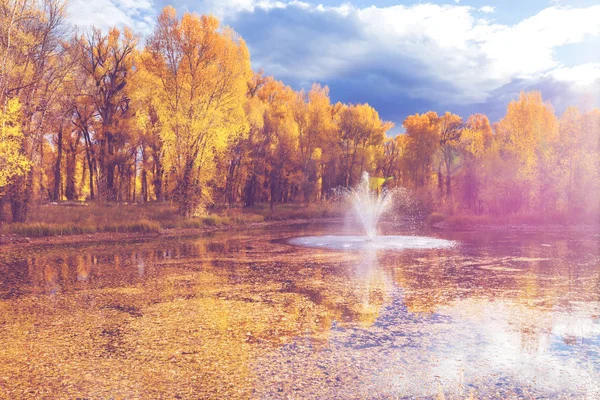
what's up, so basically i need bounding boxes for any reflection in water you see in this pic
[2,238,229,297]
[0,225,598,398]
[348,249,393,327]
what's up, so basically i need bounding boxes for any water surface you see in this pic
[0,224,598,399]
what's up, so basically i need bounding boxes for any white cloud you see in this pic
[221,2,600,105]
[546,63,600,86]
[200,0,291,19]
[68,0,155,33]
[68,0,600,119]
[479,7,600,82]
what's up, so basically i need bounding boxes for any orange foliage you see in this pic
[0,2,597,224]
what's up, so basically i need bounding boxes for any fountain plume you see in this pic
[289,172,455,251]
[347,172,393,239]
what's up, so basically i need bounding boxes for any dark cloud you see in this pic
[229,4,466,131]
[231,6,360,81]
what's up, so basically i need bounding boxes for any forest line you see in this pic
[1,1,599,223]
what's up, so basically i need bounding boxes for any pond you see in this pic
[0,223,599,399]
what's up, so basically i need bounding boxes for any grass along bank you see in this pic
[426,211,600,230]
[0,201,343,238]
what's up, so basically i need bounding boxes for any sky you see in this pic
[67,0,600,133]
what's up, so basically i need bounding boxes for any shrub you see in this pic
[426,212,445,225]
[101,220,161,233]
[5,222,97,237]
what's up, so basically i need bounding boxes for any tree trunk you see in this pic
[82,129,95,200]
[125,166,130,202]
[38,131,46,201]
[225,158,240,205]
[0,195,8,223]
[243,174,257,207]
[163,172,169,201]
[98,136,107,200]
[53,126,63,201]
[88,159,95,200]
[65,146,77,201]
[141,169,148,202]
[153,156,163,202]
[80,156,88,200]
[445,161,452,197]
[132,162,137,203]
[10,172,32,222]
[99,130,117,201]
[347,148,357,188]
[176,161,197,216]
[437,165,443,194]
[270,169,280,211]
[107,161,116,201]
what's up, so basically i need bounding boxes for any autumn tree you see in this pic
[130,51,167,202]
[75,27,137,201]
[458,114,492,212]
[142,7,251,215]
[402,111,439,189]
[0,99,30,190]
[254,78,300,210]
[557,107,600,218]
[494,91,559,214]
[1,2,598,225]
[379,137,399,183]
[292,84,334,202]
[578,109,600,218]
[437,112,463,197]
[337,104,392,187]
[0,0,68,221]
[236,72,269,207]
[317,101,345,198]
[70,80,97,200]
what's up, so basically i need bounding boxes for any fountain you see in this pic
[289,172,455,251]
[349,172,393,240]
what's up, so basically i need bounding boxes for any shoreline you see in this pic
[0,218,343,249]
[428,220,599,233]
[2,216,598,250]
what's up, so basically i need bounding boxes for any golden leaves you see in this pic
[143,7,251,173]
[0,98,30,188]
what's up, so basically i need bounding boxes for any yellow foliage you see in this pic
[0,98,30,188]
[0,1,597,222]
[141,7,252,213]
[495,91,558,179]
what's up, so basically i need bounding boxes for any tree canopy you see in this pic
[0,2,598,223]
